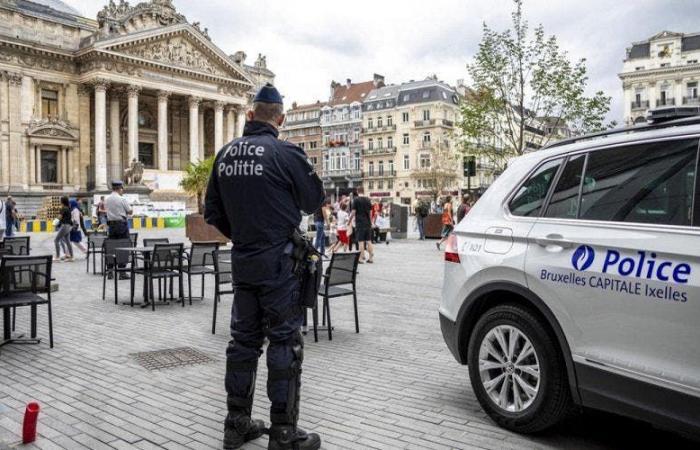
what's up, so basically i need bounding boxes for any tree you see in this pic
[411,141,459,201]
[458,0,613,174]
[180,156,215,214]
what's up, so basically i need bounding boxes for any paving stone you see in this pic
[0,229,695,450]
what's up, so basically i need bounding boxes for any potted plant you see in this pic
[181,156,228,243]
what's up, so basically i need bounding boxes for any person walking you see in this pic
[205,83,324,450]
[96,195,108,229]
[54,196,74,261]
[350,191,374,263]
[415,199,428,240]
[5,196,15,237]
[313,200,329,255]
[0,198,5,238]
[436,196,454,250]
[105,181,132,239]
[69,199,87,255]
[457,194,472,223]
[328,202,350,254]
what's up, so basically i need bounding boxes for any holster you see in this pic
[290,229,322,309]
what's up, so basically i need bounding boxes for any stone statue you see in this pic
[123,158,145,185]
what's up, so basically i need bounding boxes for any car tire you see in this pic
[467,303,571,433]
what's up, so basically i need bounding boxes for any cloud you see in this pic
[63,0,700,123]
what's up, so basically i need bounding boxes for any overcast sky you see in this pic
[64,0,700,122]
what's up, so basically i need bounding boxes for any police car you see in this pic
[439,115,700,436]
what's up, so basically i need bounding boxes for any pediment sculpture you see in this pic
[98,0,187,36]
[27,118,78,140]
[119,36,227,76]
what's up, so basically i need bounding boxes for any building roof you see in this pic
[329,80,377,106]
[24,0,81,16]
[626,31,700,60]
[397,79,459,106]
[682,34,700,52]
[288,101,326,112]
[12,0,89,28]
[362,85,400,112]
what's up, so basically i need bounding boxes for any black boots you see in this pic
[223,414,266,449]
[267,425,321,450]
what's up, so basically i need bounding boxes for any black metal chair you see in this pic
[314,252,360,342]
[184,241,219,305]
[86,232,107,274]
[102,238,134,305]
[129,232,138,247]
[212,250,233,334]
[143,238,169,247]
[132,243,184,311]
[3,236,30,255]
[0,255,54,348]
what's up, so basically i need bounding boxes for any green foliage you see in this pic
[458,0,613,174]
[180,156,215,214]
[411,142,460,201]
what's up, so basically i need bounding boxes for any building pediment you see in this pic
[26,118,79,140]
[648,31,683,42]
[86,24,252,87]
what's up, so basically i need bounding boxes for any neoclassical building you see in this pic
[0,0,274,214]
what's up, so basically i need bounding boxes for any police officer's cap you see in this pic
[111,180,124,188]
[254,83,283,105]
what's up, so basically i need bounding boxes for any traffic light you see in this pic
[463,156,476,177]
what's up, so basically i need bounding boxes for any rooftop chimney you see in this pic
[373,73,385,88]
[346,78,352,88]
[292,101,298,109]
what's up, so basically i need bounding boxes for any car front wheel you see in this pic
[467,304,571,433]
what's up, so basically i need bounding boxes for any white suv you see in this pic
[440,118,700,436]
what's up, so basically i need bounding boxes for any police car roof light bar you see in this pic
[544,115,700,150]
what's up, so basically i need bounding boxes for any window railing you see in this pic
[362,124,397,134]
[682,96,700,105]
[656,97,675,106]
[363,146,397,156]
[630,100,650,110]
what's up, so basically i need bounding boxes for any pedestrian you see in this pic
[415,199,428,240]
[313,199,330,255]
[104,180,133,280]
[105,180,132,239]
[370,200,381,243]
[375,208,391,245]
[54,196,73,262]
[5,196,15,237]
[69,199,87,255]
[457,194,472,223]
[350,190,374,263]
[97,195,108,228]
[0,198,5,237]
[436,196,454,250]
[328,202,349,254]
[204,83,324,450]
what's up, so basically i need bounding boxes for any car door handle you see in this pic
[534,234,574,249]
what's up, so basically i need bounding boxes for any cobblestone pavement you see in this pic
[0,230,697,449]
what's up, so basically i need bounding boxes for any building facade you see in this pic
[620,31,700,125]
[320,75,384,198]
[0,0,273,214]
[362,78,461,205]
[279,101,324,174]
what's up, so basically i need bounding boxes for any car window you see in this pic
[545,154,586,219]
[579,138,698,226]
[509,159,561,217]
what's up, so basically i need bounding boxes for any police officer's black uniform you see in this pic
[205,84,324,450]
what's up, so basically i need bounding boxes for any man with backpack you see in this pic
[415,199,429,240]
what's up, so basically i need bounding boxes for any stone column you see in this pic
[198,109,205,159]
[214,101,225,151]
[188,97,201,163]
[127,85,141,163]
[28,143,35,185]
[158,91,170,171]
[236,107,246,137]
[225,105,236,142]
[94,81,109,191]
[109,93,121,182]
[35,146,40,184]
[61,147,68,184]
[0,74,9,188]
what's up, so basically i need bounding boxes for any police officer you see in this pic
[205,83,324,450]
[104,180,132,239]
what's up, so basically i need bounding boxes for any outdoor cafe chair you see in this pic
[313,252,360,342]
[143,238,169,247]
[0,255,54,348]
[143,238,171,299]
[3,236,30,255]
[102,238,134,305]
[129,232,138,247]
[184,241,219,305]
[132,243,184,311]
[86,232,107,274]
[211,250,233,334]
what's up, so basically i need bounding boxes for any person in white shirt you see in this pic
[328,202,349,254]
[0,199,5,237]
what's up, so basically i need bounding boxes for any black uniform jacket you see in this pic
[204,120,324,252]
